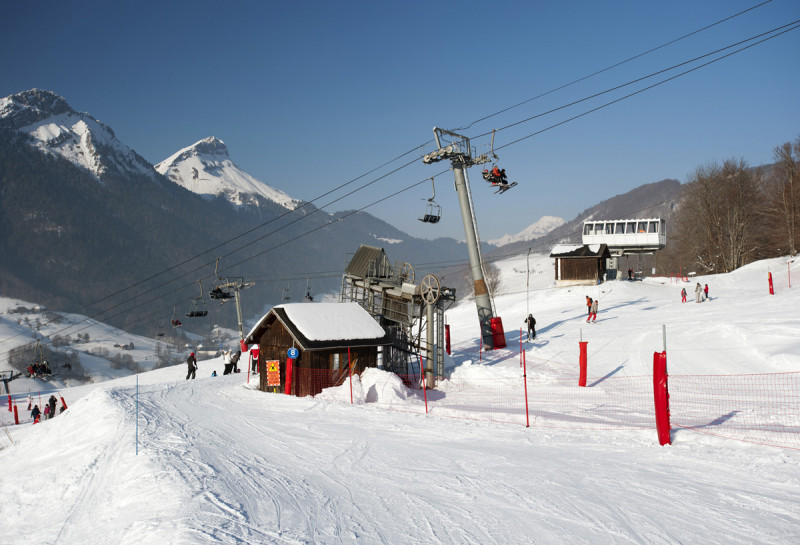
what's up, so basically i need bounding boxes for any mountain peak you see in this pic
[0,89,76,131]
[0,89,159,180]
[155,138,300,211]
[488,215,566,247]
[193,136,229,157]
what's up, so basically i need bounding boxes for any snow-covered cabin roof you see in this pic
[550,244,610,258]
[245,302,390,351]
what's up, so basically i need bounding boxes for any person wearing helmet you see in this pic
[186,352,197,380]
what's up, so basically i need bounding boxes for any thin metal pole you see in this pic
[136,375,138,456]
[526,248,531,316]
[522,349,530,428]
[234,289,245,341]
[426,303,434,389]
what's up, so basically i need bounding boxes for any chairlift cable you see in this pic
[474,19,800,147]
[1,19,792,355]
[454,0,775,131]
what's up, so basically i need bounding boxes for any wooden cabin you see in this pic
[244,302,390,397]
[550,244,611,286]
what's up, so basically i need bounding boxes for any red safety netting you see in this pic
[669,372,800,449]
[285,363,800,449]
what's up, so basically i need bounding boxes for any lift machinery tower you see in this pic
[423,127,505,350]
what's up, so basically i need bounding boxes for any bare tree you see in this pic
[764,136,800,256]
[462,262,503,297]
[676,159,764,273]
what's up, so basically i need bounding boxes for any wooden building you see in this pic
[244,302,390,397]
[550,244,611,286]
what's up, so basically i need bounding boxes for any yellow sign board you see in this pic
[267,360,280,387]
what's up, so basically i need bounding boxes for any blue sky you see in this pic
[2,1,798,242]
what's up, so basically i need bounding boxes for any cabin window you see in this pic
[332,353,340,371]
[616,222,625,233]
[626,222,636,234]
[606,223,614,234]
[637,221,647,233]
[584,224,592,235]
[648,221,658,233]
[594,223,604,234]
[660,219,666,234]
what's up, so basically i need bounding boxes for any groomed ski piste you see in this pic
[2,253,799,544]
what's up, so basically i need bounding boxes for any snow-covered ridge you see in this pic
[0,89,157,180]
[488,215,565,246]
[155,136,300,211]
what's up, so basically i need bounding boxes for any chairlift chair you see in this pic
[171,307,183,328]
[480,129,517,194]
[186,280,209,318]
[304,278,314,301]
[282,282,292,301]
[156,321,165,337]
[210,258,234,301]
[418,177,442,224]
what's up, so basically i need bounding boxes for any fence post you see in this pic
[418,355,428,414]
[578,341,588,387]
[653,350,671,446]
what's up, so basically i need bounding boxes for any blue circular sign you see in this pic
[287,347,299,359]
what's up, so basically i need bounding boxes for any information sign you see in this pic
[267,360,281,387]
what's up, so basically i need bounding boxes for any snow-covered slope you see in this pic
[488,215,565,246]
[2,253,800,543]
[155,136,300,210]
[0,89,157,180]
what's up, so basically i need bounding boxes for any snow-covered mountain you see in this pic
[0,89,157,180]
[155,137,300,210]
[488,215,565,246]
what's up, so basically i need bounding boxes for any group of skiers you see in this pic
[28,394,62,423]
[222,349,241,375]
[26,360,52,378]
[186,348,244,380]
[585,295,599,323]
[681,283,710,303]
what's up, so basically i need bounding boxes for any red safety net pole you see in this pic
[348,347,353,405]
[522,350,530,428]
[418,355,428,414]
[653,350,671,446]
[13,404,19,425]
[578,341,588,387]
[519,328,523,368]
[60,397,68,411]
[7,394,10,412]
[445,322,451,355]
[769,272,775,295]
[285,358,294,395]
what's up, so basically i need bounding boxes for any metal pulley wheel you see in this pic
[399,262,415,284]
[421,274,441,304]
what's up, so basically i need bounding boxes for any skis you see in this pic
[494,182,517,194]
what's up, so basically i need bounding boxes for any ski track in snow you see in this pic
[3,254,800,543]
